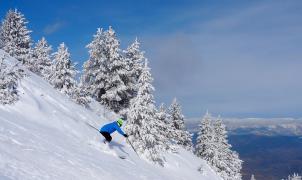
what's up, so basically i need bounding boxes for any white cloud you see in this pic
[141,1,302,117]
[43,21,65,35]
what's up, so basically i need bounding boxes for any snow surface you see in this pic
[0,50,221,180]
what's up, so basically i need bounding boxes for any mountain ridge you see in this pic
[186,117,302,136]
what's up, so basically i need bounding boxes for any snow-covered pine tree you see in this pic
[169,99,185,130]
[157,103,170,128]
[49,43,77,96]
[83,27,130,112]
[0,9,32,65]
[30,37,52,78]
[226,151,243,180]
[0,54,24,104]
[81,28,104,98]
[123,38,145,98]
[155,103,173,151]
[213,116,242,180]
[196,113,243,180]
[71,81,91,107]
[125,60,166,165]
[195,111,219,170]
[168,98,192,150]
[250,174,256,180]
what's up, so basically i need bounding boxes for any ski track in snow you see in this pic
[0,50,221,180]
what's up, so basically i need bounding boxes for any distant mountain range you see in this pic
[185,117,302,180]
[186,117,302,136]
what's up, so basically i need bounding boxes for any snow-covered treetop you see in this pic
[0,52,25,105]
[137,60,154,96]
[169,98,185,130]
[124,37,145,76]
[31,37,52,77]
[157,103,167,122]
[0,9,32,64]
[49,43,77,96]
[83,26,131,112]
[250,174,256,180]
[53,43,71,66]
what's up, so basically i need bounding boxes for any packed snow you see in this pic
[0,50,221,180]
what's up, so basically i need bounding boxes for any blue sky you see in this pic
[1,0,302,118]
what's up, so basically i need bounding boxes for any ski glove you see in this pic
[124,134,128,138]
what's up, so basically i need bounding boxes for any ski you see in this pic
[119,156,126,159]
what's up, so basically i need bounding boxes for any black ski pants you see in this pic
[100,131,112,142]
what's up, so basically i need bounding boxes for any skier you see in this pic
[99,118,128,143]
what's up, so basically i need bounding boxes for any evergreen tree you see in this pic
[123,38,145,98]
[225,151,242,180]
[83,27,130,112]
[155,103,173,151]
[214,117,242,180]
[168,98,192,150]
[30,37,52,78]
[81,28,104,98]
[169,98,185,130]
[0,54,24,104]
[157,103,170,127]
[195,112,218,168]
[71,81,91,107]
[125,60,166,165]
[196,112,243,180]
[49,43,77,96]
[0,9,32,65]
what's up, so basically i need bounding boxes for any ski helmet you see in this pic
[117,118,123,127]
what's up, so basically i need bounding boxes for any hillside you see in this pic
[0,50,221,180]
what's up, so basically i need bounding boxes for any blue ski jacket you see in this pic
[100,121,126,136]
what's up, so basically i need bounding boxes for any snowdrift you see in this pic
[0,50,221,180]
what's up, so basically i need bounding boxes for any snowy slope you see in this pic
[0,50,221,180]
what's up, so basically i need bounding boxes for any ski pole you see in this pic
[126,138,140,158]
[85,122,99,132]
